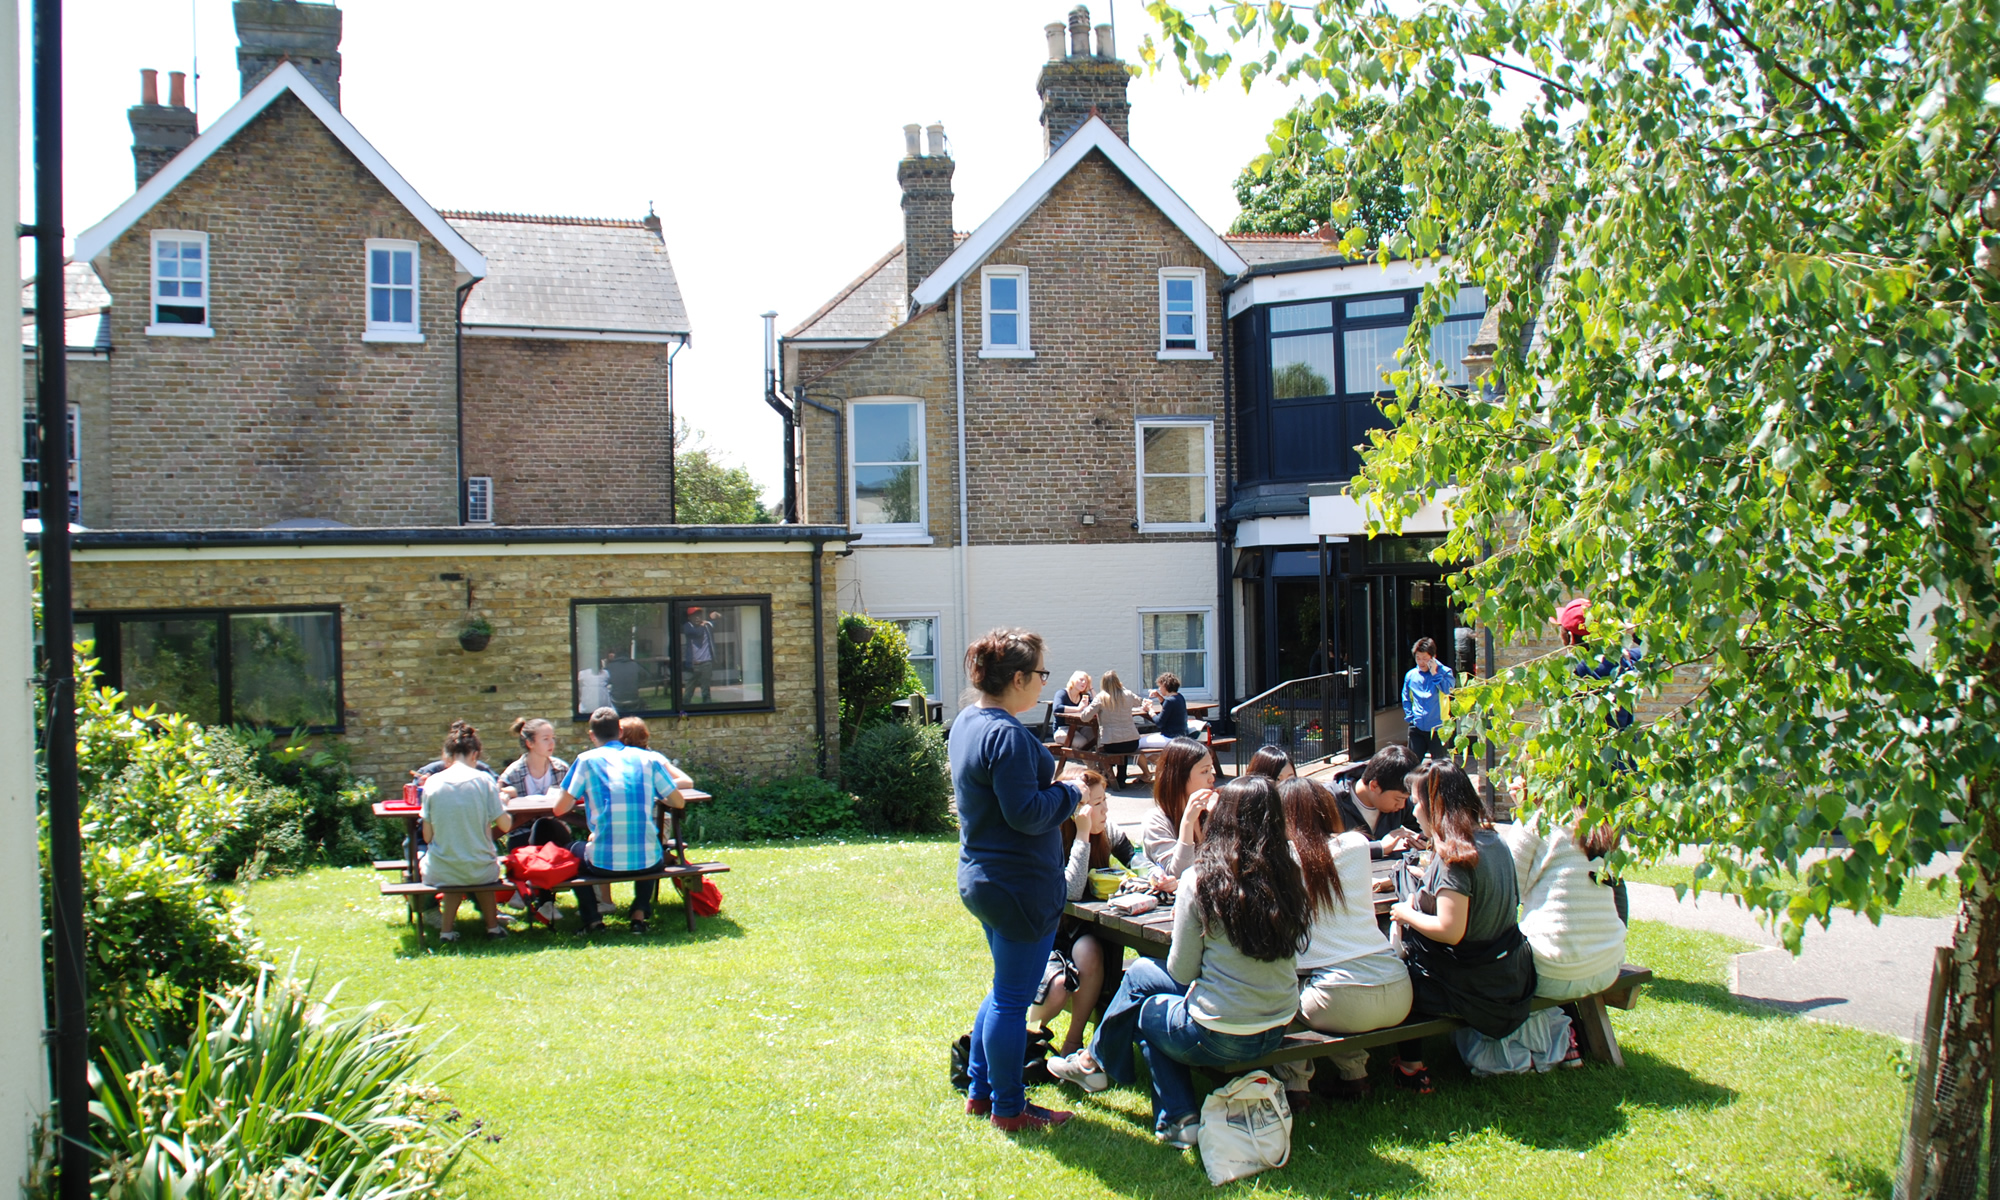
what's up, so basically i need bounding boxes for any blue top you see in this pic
[1576,645,1643,729]
[1402,662,1456,733]
[560,740,674,872]
[1156,692,1190,739]
[950,703,1080,943]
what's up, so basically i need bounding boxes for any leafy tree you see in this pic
[1147,0,1999,1189]
[1231,97,1410,245]
[675,419,774,525]
[836,613,924,745]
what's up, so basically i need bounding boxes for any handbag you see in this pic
[948,1026,1057,1093]
[1198,1070,1292,1186]
[688,878,724,917]
[506,841,579,891]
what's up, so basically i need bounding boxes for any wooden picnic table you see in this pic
[1065,858,1400,957]
[372,788,715,880]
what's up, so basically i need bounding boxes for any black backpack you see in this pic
[950,1026,1055,1092]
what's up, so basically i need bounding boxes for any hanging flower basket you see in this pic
[459,618,493,652]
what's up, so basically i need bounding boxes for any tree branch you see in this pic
[1469,52,1585,100]
[1706,0,1865,152]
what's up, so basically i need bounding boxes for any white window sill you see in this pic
[1138,523,1216,534]
[850,530,936,546]
[1156,349,1213,361]
[364,329,426,344]
[146,324,213,338]
[978,347,1036,359]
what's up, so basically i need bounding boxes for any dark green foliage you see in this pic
[1231,98,1410,244]
[82,840,261,1045]
[676,418,776,524]
[842,721,954,834]
[836,613,924,743]
[680,772,859,842]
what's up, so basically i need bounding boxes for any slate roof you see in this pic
[1223,233,1339,266]
[784,243,908,343]
[21,262,112,352]
[445,212,691,341]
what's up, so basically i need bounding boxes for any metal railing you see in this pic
[1228,671,1363,774]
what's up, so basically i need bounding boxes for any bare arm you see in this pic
[1390,889,1471,944]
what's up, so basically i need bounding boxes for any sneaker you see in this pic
[630,916,649,934]
[964,1097,992,1117]
[534,901,559,924]
[1285,1090,1313,1116]
[438,930,461,943]
[503,892,527,910]
[991,1104,1073,1132]
[485,926,507,939]
[1046,1052,1109,1093]
[1155,1114,1199,1148]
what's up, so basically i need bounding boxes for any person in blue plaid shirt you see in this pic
[552,706,691,933]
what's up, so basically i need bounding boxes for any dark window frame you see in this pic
[75,605,346,732]
[568,594,777,720]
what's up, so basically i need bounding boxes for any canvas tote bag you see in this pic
[1197,1069,1292,1186]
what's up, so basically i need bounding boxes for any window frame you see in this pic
[22,403,79,523]
[978,265,1033,358]
[1156,267,1210,359]
[847,399,929,543]
[1137,606,1214,701]
[568,595,777,720]
[75,605,346,732]
[1134,417,1216,533]
[363,238,424,343]
[147,229,213,337]
[876,612,941,700]
[465,476,494,525]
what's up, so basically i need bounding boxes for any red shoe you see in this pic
[964,1097,992,1116]
[991,1104,1074,1132]
[1390,1058,1434,1095]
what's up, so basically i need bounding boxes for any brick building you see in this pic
[27,1,847,793]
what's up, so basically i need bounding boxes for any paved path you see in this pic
[1626,882,1953,1039]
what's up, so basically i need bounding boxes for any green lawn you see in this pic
[1619,862,1960,920]
[248,840,1907,1199]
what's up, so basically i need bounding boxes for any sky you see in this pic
[22,0,1315,498]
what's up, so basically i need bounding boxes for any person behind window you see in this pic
[1244,744,1294,782]
[419,721,512,942]
[549,706,691,934]
[1083,668,1145,787]
[1271,777,1412,1107]
[1387,762,1547,1091]
[1037,770,1138,1092]
[681,606,718,705]
[1324,744,1423,860]
[1139,672,1204,750]
[950,628,1083,1132]
[1052,671,1096,749]
[578,650,613,716]
[1138,737,1217,888]
[1402,636,1456,761]
[1088,775,1310,1148]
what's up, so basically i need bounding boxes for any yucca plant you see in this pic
[86,965,481,1200]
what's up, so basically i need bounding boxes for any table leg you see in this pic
[404,815,420,881]
[1574,994,1625,1067]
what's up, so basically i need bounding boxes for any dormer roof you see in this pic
[909,115,1246,308]
[73,61,487,286]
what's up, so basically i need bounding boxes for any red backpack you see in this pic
[687,878,723,917]
[506,842,580,890]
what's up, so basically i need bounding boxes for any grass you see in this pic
[1618,862,1961,920]
[248,838,1910,1199]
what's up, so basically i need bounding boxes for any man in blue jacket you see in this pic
[1401,636,1455,761]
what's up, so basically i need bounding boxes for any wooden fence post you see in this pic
[1899,945,1953,1200]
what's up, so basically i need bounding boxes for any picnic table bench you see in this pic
[374,788,729,946]
[1065,877,1649,1070]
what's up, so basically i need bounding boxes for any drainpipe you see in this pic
[1216,306,1236,728]
[798,390,844,524]
[760,311,797,522]
[953,282,970,690]
[666,336,684,520]
[812,539,829,776]
[454,280,474,524]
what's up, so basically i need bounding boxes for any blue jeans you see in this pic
[1091,957,1288,1130]
[968,923,1057,1119]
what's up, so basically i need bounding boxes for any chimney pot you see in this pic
[131,68,198,186]
[1044,22,1066,61]
[1067,6,1091,57]
[168,70,187,108]
[140,68,159,106]
[903,123,922,158]
[926,123,947,158]
[1094,23,1112,57]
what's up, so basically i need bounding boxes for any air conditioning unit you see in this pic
[466,476,493,525]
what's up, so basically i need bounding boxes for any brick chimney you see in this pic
[129,68,198,187]
[234,0,342,107]
[1037,5,1129,155]
[897,122,955,305]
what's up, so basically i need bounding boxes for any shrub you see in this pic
[683,773,859,842]
[82,967,478,1200]
[842,721,954,833]
[836,614,924,742]
[81,840,261,1044]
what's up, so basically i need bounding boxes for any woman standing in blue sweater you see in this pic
[952,628,1084,1132]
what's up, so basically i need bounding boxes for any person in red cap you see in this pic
[681,605,717,705]
[1560,598,1641,729]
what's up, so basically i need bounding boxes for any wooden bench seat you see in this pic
[381,861,731,947]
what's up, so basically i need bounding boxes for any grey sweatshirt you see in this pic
[1167,867,1301,1035]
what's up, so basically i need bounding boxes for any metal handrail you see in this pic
[1228,669,1362,721]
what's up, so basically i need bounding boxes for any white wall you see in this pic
[838,541,1224,715]
[2,0,51,1184]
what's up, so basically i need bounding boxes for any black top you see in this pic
[1156,693,1190,739]
[1405,830,1535,1038]
[1326,765,1422,859]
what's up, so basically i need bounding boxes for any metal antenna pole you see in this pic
[32,0,89,1195]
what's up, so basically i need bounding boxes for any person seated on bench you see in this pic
[549,706,691,934]
[1139,673,1203,750]
[1089,775,1309,1149]
[413,720,499,784]
[1137,737,1216,889]
[498,717,569,803]
[1244,744,1295,782]
[420,721,513,942]
[1388,762,1555,1090]
[1499,804,1628,1004]
[1327,744,1424,860]
[1052,672,1096,748]
[1082,669,1145,787]
[1037,771,1133,1091]
[1271,777,1413,1107]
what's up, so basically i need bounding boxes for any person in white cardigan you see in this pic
[1498,812,1628,1000]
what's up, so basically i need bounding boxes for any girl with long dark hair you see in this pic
[951,628,1083,1132]
[1088,775,1310,1147]
[1245,744,1294,781]
[1138,736,1217,886]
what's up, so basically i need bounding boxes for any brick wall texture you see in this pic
[797,149,1226,549]
[98,91,460,528]
[460,337,672,525]
[72,546,839,796]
